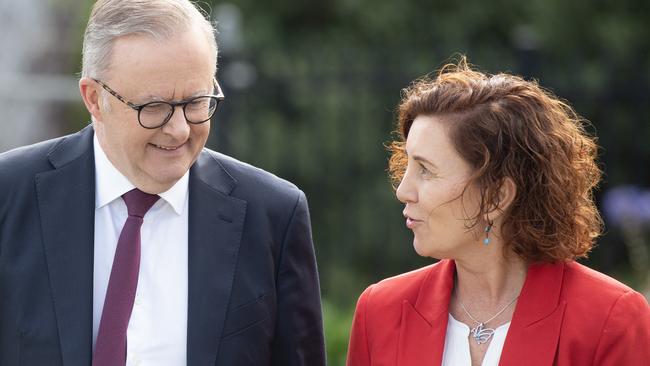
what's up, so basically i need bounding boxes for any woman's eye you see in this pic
[419,165,431,176]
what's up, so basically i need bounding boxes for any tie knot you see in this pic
[122,189,160,218]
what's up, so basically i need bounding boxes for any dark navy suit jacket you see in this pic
[0,125,326,365]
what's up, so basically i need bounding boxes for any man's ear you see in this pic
[79,77,104,122]
[487,177,517,221]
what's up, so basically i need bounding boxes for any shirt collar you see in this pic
[93,133,189,215]
[158,171,189,215]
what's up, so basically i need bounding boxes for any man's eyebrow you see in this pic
[139,93,167,101]
[137,89,212,103]
[188,88,212,97]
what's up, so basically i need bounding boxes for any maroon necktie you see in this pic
[93,189,159,366]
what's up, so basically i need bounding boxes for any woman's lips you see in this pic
[404,212,422,229]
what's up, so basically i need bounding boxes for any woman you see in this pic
[346,59,650,366]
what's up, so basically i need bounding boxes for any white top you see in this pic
[441,314,510,366]
[92,134,189,366]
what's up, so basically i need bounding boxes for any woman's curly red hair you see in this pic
[388,58,603,263]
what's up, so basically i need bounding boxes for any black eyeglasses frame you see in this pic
[92,78,225,129]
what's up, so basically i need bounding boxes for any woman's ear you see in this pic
[487,177,517,221]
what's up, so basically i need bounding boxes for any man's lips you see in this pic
[150,142,185,151]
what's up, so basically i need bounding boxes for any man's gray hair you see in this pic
[81,0,217,79]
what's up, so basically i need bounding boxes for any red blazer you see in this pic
[347,260,650,365]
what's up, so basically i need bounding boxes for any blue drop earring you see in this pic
[483,221,493,245]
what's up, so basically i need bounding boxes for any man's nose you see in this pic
[161,106,191,139]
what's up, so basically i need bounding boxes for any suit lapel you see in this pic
[499,262,567,366]
[397,260,566,366]
[186,151,247,366]
[397,260,455,366]
[36,126,96,365]
[33,128,247,365]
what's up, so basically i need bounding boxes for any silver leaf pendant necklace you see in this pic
[459,295,519,345]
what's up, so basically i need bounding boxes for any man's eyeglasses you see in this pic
[92,78,225,129]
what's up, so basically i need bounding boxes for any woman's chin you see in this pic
[412,237,448,260]
[412,238,433,258]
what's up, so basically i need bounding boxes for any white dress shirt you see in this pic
[442,314,510,366]
[92,134,189,366]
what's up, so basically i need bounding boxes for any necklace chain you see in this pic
[459,295,519,325]
[458,295,519,345]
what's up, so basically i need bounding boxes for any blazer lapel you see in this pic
[397,260,455,366]
[499,262,567,366]
[186,151,247,366]
[36,126,96,365]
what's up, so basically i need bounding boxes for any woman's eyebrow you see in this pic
[412,154,438,170]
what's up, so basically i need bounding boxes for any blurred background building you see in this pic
[2,0,649,364]
[0,0,85,151]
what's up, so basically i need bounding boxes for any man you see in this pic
[0,0,325,365]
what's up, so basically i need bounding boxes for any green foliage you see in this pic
[210,0,650,311]
[323,299,354,366]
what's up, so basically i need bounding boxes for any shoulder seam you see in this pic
[274,189,304,281]
[591,289,634,364]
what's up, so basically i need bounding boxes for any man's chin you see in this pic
[155,174,184,189]
[137,169,187,193]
